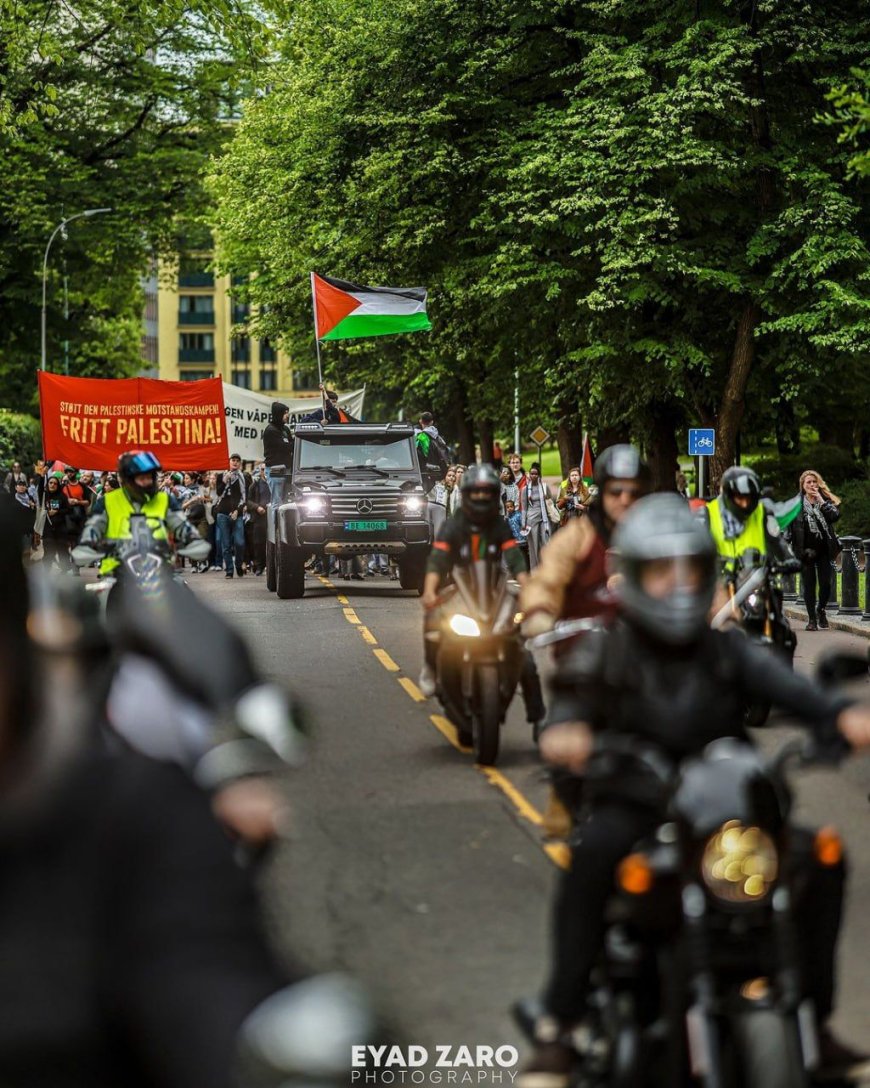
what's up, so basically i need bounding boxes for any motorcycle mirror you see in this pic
[177,538,211,560]
[816,651,870,687]
[238,973,375,1081]
[71,544,103,566]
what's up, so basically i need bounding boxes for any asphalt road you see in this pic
[192,568,870,1066]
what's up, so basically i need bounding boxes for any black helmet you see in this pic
[117,450,162,502]
[720,466,761,522]
[612,494,717,645]
[460,463,501,526]
[593,444,651,493]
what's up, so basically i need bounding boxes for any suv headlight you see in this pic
[302,495,326,515]
[403,495,425,515]
[700,820,778,903]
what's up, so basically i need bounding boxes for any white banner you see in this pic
[222,384,367,463]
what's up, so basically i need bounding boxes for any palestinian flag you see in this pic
[311,272,431,341]
[773,493,802,531]
[581,433,594,485]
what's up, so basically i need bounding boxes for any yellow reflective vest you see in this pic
[707,496,766,566]
[101,488,170,574]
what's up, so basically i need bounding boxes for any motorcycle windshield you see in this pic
[453,560,505,626]
[672,738,788,839]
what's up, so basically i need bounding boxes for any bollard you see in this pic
[828,559,839,611]
[838,536,863,616]
[863,539,870,622]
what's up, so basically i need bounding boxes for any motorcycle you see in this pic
[712,548,801,727]
[431,557,524,765]
[72,512,211,612]
[515,651,869,1088]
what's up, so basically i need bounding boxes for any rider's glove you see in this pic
[521,611,555,638]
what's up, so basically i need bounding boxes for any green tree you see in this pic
[209,0,870,483]
[0,0,268,413]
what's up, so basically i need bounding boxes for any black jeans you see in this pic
[544,805,844,1025]
[802,545,831,618]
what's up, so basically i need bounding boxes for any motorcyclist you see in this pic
[78,450,203,575]
[519,494,870,1088]
[519,444,651,645]
[520,444,650,837]
[0,504,288,1086]
[417,463,546,735]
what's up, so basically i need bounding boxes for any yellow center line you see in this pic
[373,648,400,672]
[316,574,567,869]
[430,713,471,753]
[398,677,427,702]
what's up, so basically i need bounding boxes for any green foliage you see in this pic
[0,0,270,412]
[746,444,866,496]
[208,0,870,470]
[836,480,870,539]
[0,410,42,471]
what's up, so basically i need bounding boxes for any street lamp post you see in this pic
[41,208,112,371]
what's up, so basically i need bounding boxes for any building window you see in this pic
[232,303,250,324]
[231,368,252,389]
[293,369,318,391]
[179,294,215,314]
[259,369,277,391]
[179,370,213,382]
[140,334,158,365]
[178,258,214,288]
[179,332,215,362]
[260,338,276,363]
[232,336,250,363]
[179,294,215,325]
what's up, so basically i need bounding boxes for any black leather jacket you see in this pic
[789,499,840,562]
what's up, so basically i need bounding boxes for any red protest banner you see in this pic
[38,373,229,471]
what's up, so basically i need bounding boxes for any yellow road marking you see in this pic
[430,713,471,753]
[480,767,543,826]
[316,573,567,870]
[374,648,400,672]
[398,677,427,702]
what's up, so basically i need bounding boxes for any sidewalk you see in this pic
[784,601,870,640]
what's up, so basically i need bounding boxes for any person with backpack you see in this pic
[415,411,450,480]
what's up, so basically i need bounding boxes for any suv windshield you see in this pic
[297,436,416,472]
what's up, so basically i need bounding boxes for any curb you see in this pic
[784,604,870,641]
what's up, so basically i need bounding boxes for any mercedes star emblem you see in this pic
[357,498,374,514]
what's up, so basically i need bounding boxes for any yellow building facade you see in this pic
[155,256,319,396]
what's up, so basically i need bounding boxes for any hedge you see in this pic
[0,411,42,474]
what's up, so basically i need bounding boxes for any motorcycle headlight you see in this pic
[449,614,481,637]
[700,820,778,904]
[302,495,326,515]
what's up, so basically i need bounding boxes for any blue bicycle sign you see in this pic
[688,429,716,456]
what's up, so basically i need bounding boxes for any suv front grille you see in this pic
[329,496,400,517]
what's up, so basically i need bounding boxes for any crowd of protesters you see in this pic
[2,455,277,577]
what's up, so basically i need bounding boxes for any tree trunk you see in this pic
[556,400,583,477]
[775,399,800,455]
[596,424,631,451]
[710,301,761,487]
[450,388,476,464]
[477,418,495,465]
[647,406,680,492]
